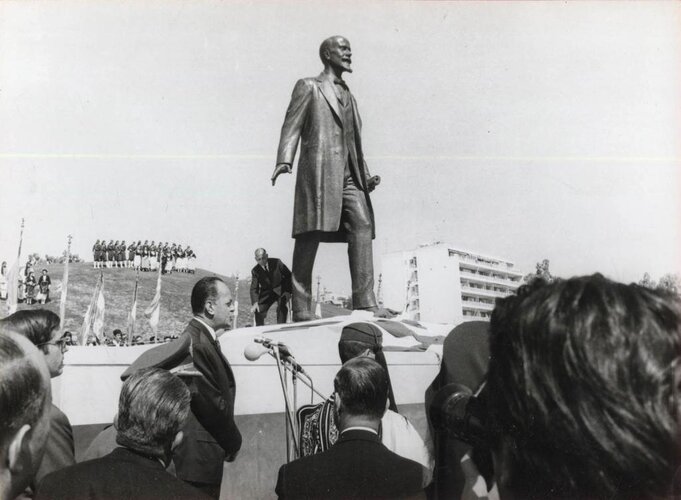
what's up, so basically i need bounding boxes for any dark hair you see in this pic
[1,309,61,354]
[116,368,190,458]
[334,357,388,420]
[487,274,681,499]
[0,334,49,450]
[190,276,225,315]
[338,339,377,364]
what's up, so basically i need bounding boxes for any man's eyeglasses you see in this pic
[37,338,69,353]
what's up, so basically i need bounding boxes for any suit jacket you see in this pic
[276,429,425,500]
[277,72,374,242]
[34,404,75,486]
[36,446,208,500]
[174,318,242,485]
[250,258,292,305]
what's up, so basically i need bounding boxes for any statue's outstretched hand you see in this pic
[271,163,292,186]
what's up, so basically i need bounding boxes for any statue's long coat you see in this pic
[276,72,375,243]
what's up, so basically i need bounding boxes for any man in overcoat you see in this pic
[272,36,380,321]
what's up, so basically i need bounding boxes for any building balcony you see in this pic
[461,301,496,312]
[460,285,511,300]
[454,255,523,278]
[459,269,522,287]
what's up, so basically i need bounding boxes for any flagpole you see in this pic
[17,218,24,260]
[233,273,240,330]
[6,219,25,315]
[59,235,72,330]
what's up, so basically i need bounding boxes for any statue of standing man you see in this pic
[272,36,381,321]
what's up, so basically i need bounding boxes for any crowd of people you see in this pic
[0,259,52,305]
[0,273,679,500]
[92,240,196,274]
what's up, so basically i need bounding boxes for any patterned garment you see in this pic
[298,396,339,457]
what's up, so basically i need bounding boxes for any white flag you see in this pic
[5,259,19,315]
[81,273,104,345]
[145,266,162,338]
[127,273,139,339]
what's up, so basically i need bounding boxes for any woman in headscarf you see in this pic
[297,322,433,485]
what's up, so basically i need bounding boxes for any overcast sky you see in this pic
[1,1,679,294]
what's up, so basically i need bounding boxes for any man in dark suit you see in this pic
[36,368,208,500]
[275,357,425,500]
[250,248,292,326]
[173,276,242,498]
[0,332,52,500]
[272,36,381,321]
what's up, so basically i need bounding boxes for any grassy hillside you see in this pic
[2,262,350,340]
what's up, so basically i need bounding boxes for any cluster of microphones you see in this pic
[243,337,308,375]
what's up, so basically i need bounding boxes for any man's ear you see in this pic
[7,424,31,474]
[334,392,342,413]
[171,431,184,451]
[204,301,214,318]
[384,397,390,414]
[113,413,119,430]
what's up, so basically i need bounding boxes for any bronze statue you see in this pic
[272,36,381,321]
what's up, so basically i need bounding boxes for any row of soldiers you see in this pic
[92,240,196,273]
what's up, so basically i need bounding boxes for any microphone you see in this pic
[251,338,308,375]
[244,343,270,361]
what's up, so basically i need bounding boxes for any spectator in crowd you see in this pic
[0,331,51,500]
[486,274,681,499]
[276,357,425,499]
[132,335,143,345]
[0,261,8,300]
[112,329,126,347]
[106,240,115,269]
[0,309,75,488]
[24,271,37,305]
[36,368,209,500]
[424,321,491,499]
[62,331,75,346]
[186,246,196,273]
[298,322,432,484]
[86,335,100,346]
[37,269,51,304]
[249,248,292,326]
[133,240,142,271]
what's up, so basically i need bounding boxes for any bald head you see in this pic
[0,331,51,499]
[319,36,353,74]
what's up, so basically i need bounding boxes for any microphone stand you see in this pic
[266,344,326,463]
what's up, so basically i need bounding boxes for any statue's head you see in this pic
[319,36,352,74]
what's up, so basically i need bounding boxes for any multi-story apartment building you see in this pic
[380,242,524,323]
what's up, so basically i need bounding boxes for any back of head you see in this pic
[116,368,190,458]
[334,357,388,420]
[0,332,50,498]
[190,276,224,315]
[0,309,60,352]
[338,322,383,363]
[487,274,681,499]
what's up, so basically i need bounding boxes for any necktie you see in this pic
[334,78,348,105]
